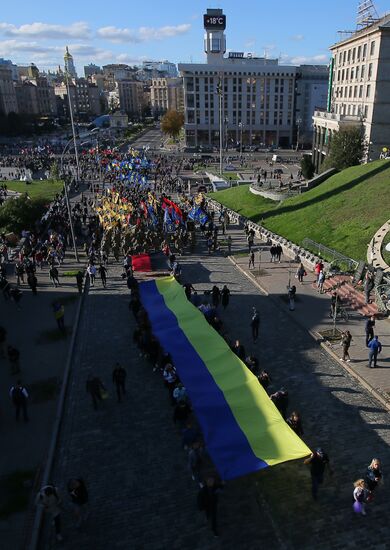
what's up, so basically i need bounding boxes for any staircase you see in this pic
[311,274,378,317]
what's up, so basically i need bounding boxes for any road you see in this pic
[130,127,164,152]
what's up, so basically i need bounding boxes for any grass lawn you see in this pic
[209,184,276,219]
[209,160,390,261]
[208,170,241,181]
[6,179,63,201]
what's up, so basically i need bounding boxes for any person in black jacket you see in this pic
[365,315,375,347]
[112,363,127,403]
[67,478,89,527]
[197,476,223,537]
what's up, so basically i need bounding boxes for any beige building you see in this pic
[55,78,101,118]
[117,80,145,117]
[150,77,184,114]
[0,65,18,114]
[313,13,390,170]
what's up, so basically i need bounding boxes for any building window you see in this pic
[347,49,351,63]
[359,85,363,98]
[354,85,357,98]
[366,84,371,97]
[357,45,361,60]
[361,65,365,78]
[343,51,346,63]
[362,44,367,58]
[368,63,373,79]
[364,105,368,118]
[356,66,359,79]
[370,41,375,56]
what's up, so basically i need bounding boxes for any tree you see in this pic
[50,161,60,180]
[322,126,365,172]
[0,195,46,233]
[161,110,184,140]
[300,155,315,180]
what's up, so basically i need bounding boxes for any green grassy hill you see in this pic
[209,160,390,260]
[5,180,63,201]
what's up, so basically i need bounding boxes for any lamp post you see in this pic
[216,79,223,176]
[64,69,80,182]
[296,117,302,152]
[224,115,229,152]
[90,127,103,195]
[60,138,79,262]
[239,121,244,158]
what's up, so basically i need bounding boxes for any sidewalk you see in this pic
[0,250,82,549]
[226,224,390,408]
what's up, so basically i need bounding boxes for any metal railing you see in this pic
[302,238,358,271]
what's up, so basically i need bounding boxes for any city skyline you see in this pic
[1,0,389,72]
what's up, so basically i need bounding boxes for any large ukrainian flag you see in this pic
[139,276,310,480]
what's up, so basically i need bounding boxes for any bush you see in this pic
[0,195,46,233]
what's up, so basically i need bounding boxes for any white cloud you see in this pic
[279,53,328,65]
[97,23,191,43]
[290,34,304,41]
[0,21,90,40]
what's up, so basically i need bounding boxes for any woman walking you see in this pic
[340,330,352,362]
[353,479,368,516]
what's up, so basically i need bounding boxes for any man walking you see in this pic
[248,250,255,270]
[87,263,96,287]
[52,302,65,332]
[304,448,333,500]
[76,270,83,294]
[49,265,60,287]
[112,362,126,402]
[368,335,382,368]
[9,380,29,422]
[98,264,107,288]
[365,315,375,347]
[250,307,260,342]
[227,235,232,255]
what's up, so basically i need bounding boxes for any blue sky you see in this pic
[0,0,388,72]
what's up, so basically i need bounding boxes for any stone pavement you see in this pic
[37,222,390,549]
[228,225,390,409]
[0,251,81,549]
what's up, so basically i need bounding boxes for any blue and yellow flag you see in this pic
[139,276,310,480]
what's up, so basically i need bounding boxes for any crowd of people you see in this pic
[0,139,387,544]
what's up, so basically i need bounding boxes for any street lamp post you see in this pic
[224,115,229,152]
[60,138,79,263]
[239,121,243,158]
[216,79,223,176]
[296,117,302,152]
[65,70,80,182]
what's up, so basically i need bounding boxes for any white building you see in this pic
[312,12,390,170]
[142,60,177,77]
[179,9,296,148]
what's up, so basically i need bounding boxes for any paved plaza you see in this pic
[37,221,390,549]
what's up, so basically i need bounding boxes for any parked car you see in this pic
[224,164,237,171]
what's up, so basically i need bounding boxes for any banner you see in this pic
[139,277,310,480]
